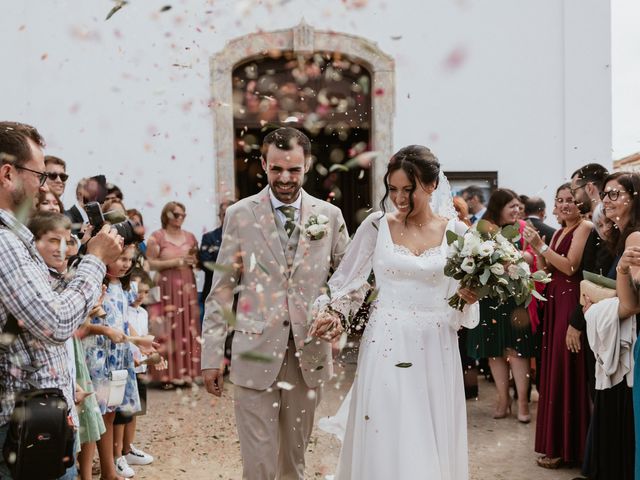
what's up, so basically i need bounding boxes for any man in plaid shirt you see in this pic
[0,122,123,479]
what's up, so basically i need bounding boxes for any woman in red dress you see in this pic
[524,183,593,468]
[147,201,201,385]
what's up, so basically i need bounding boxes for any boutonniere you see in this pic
[304,214,330,240]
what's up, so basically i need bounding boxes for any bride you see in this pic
[310,145,479,480]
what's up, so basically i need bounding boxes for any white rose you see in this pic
[519,262,531,275]
[461,257,476,274]
[507,264,521,280]
[460,235,481,257]
[477,241,495,258]
[489,263,505,276]
[495,234,508,244]
[307,224,322,236]
[447,243,460,256]
[316,214,330,225]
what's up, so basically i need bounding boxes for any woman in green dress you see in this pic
[467,188,535,423]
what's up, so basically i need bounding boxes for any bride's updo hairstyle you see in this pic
[380,145,440,219]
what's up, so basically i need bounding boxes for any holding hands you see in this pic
[309,308,344,343]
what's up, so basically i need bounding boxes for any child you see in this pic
[113,274,156,467]
[28,212,83,480]
[84,244,149,479]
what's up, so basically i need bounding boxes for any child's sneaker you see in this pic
[125,444,154,465]
[115,456,135,478]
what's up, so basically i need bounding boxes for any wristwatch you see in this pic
[538,243,549,254]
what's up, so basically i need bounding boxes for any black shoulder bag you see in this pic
[1,313,75,479]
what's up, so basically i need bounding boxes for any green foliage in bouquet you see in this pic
[444,220,551,311]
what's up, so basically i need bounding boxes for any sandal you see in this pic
[536,456,562,469]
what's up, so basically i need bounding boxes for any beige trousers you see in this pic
[234,336,322,480]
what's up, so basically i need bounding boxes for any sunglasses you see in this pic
[47,172,69,182]
[15,165,48,187]
[171,212,186,219]
[599,190,624,201]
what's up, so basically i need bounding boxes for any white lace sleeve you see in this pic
[445,220,480,329]
[313,212,381,318]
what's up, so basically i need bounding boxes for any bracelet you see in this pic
[537,243,549,255]
[616,265,630,275]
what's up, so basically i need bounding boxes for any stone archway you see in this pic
[210,21,395,209]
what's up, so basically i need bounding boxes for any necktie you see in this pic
[470,215,477,224]
[278,206,296,237]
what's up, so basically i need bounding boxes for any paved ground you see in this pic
[128,360,580,480]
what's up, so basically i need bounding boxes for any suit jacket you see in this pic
[526,216,556,245]
[200,227,223,300]
[201,188,350,389]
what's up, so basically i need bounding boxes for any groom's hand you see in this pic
[203,368,224,397]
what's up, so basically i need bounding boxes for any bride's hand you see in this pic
[457,287,479,305]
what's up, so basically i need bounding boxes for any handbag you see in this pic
[106,369,129,407]
[579,271,617,306]
[1,314,75,480]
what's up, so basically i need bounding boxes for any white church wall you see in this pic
[0,0,610,234]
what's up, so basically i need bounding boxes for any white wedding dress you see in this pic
[316,213,479,480]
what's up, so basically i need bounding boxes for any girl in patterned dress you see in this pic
[84,244,145,480]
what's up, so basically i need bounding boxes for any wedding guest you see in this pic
[200,199,235,302]
[599,172,640,480]
[44,155,68,197]
[524,197,556,245]
[452,196,471,226]
[452,195,477,398]
[466,188,535,422]
[115,274,155,469]
[582,197,633,480]
[65,178,89,231]
[83,244,142,479]
[461,185,486,225]
[106,183,124,202]
[103,198,126,216]
[517,194,529,220]
[28,212,81,480]
[126,209,147,257]
[564,163,610,476]
[525,183,592,469]
[36,190,64,213]
[147,201,201,385]
[0,121,122,479]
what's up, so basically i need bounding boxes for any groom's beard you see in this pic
[272,182,301,203]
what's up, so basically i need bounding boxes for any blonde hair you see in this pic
[160,201,186,229]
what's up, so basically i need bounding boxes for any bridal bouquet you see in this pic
[444,220,551,311]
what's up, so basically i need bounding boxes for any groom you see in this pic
[201,127,351,479]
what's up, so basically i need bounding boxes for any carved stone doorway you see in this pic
[210,22,395,229]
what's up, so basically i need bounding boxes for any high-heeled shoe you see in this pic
[517,401,531,423]
[493,403,512,419]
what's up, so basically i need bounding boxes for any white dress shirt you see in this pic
[470,207,486,225]
[269,188,302,227]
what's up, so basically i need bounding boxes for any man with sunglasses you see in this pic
[0,121,123,479]
[566,162,612,480]
[44,155,68,197]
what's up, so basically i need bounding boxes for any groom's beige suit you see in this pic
[202,187,350,479]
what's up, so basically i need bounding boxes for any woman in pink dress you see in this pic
[147,201,201,385]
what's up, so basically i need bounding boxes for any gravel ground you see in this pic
[123,362,580,480]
